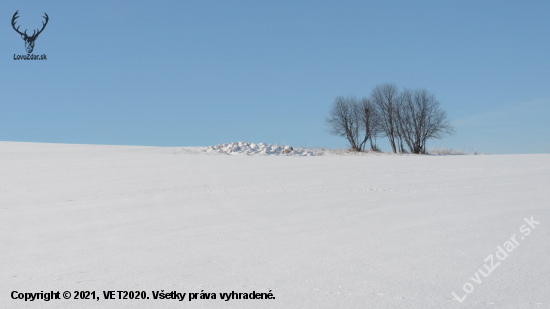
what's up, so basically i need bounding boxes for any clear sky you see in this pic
[1,0,549,154]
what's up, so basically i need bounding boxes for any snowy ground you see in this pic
[1,141,548,309]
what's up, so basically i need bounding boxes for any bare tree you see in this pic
[326,85,453,154]
[396,88,454,154]
[326,96,366,151]
[394,89,416,153]
[326,96,380,152]
[358,97,381,151]
[371,83,400,153]
[394,101,408,153]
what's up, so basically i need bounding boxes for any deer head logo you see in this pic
[12,11,49,54]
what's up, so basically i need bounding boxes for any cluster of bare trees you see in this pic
[326,83,454,154]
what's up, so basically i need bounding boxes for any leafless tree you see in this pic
[326,96,379,152]
[396,88,454,154]
[326,96,363,151]
[370,83,400,153]
[358,98,381,151]
[326,85,453,154]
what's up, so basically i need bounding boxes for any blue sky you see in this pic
[1,0,549,154]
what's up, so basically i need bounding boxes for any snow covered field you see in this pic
[1,141,548,309]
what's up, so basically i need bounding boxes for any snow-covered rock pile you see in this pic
[206,142,314,156]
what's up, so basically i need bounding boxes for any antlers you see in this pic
[35,13,49,37]
[11,11,25,36]
[11,11,49,39]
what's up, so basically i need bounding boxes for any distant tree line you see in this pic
[326,83,454,154]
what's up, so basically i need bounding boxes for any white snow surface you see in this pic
[1,141,549,309]
[205,142,314,156]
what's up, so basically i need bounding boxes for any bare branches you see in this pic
[358,98,381,151]
[395,88,454,153]
[371,83,400,153]
[326,96,365,151]
[326,84,454,153]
